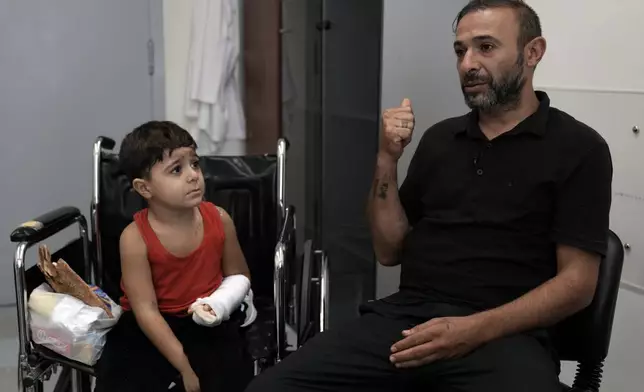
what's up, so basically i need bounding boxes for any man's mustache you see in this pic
[462,71,489,86]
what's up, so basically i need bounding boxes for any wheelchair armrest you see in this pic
[10,206,82,243]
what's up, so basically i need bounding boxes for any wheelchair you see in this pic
[10,136,329,392]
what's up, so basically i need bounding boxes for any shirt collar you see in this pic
[455,90,551,139]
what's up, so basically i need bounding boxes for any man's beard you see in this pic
[461,53,526,113]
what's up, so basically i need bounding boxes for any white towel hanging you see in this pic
[184,0,245,154]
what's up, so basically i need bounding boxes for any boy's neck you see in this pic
[147,202,198,227]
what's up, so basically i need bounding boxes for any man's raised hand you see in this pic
[379,98,415,161]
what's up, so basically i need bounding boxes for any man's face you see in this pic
[144,147,205,208]
[454,8,527,112]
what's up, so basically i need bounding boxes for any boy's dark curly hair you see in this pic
[119,121,197,182]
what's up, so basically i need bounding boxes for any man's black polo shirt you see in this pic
[397,91,612,311]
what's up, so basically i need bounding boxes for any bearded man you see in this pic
[245,1,613,391]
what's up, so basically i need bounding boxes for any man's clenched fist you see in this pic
[380,98,415,161]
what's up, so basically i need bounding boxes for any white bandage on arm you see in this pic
[190,274,251,327]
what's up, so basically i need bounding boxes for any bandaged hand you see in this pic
[191,303,216,324]
[189,274,251,327]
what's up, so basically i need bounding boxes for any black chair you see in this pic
[10,136,301,391]
[290,231,623,391]
[554,230,625,391]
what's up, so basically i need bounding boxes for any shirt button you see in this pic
[486,143,492,149]
[477,169,484,176]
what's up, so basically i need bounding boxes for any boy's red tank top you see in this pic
[120,201,225,315]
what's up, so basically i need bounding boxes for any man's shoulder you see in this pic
[547,106,608,149]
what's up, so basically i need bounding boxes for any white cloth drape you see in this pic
[184,0,245,154]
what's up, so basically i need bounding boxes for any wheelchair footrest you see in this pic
[32,344,96,376]
[22,357,56,387]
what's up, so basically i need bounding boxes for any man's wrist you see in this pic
[376,152,398,168]
[470,311,504,344]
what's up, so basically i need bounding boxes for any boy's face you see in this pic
[133,147,205,209]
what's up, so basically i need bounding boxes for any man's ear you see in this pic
[525,36,546,69]
[132,178,152,200]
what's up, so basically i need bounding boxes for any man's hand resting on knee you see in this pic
[389,316,485,368]
[390,245,601,368]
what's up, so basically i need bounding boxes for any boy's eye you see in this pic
[170,165,181,174]
[191,160,200,169]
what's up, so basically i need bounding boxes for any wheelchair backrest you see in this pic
[96,152,279,302]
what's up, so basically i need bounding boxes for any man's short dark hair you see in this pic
[119,120,197,182]
[453,0,542,49]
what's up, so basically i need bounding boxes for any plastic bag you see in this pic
[28,283,122,365]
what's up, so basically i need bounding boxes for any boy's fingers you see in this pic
[203,304,216,315]
[201,304,216,315]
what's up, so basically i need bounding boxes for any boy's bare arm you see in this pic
[119,223,193,375]
[217,207,251,279]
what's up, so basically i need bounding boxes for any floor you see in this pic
[0,306,20,392]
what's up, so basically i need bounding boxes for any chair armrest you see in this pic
[10,206,82,243]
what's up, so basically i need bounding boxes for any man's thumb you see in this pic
[401,98,412,108]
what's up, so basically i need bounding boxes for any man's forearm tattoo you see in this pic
[373,176,390,200]
[373,171,392,200]
[378,181,389,199]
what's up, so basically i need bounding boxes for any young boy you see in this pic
[95,121,254,392]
